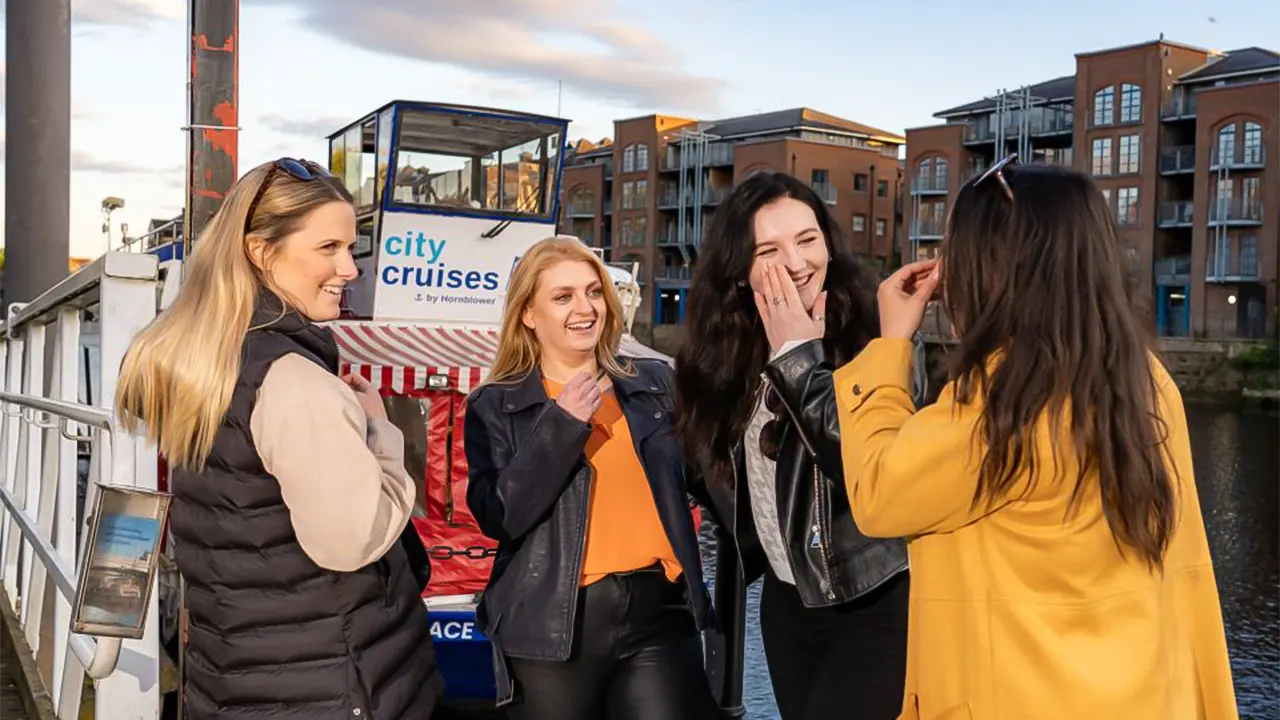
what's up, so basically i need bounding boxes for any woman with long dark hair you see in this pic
[676,171,919,719]
[834,158,1236,718]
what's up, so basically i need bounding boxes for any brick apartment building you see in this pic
[903,40,1279,340]
[556,108,905,346]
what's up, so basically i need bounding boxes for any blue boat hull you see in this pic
[426,605,495,702]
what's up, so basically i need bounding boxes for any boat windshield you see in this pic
[391,106,562,221]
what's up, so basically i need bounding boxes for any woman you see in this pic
[464,237,718,720]
[675,171,919,719]
[834,158,1237,719]
[116,158,442,720]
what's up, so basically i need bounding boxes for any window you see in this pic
[875,219,886,236]
[635,180,648,207]
[854,174,869,192]
[1240,234,1259,277]
[934,158,949,185]
[1091,138,1113,175]
[853,214,866,232]
[1216,125,1236,166]
[1118,135,1140,174]
[620,218,633,246]
[620,254,645,283]
[1117,187,1139,226]
[811,169,830,185]
[622,181,634,209]
[1243,122,1263,164]
[633,216,647,246]
[1243,177,1260,218]
[623,145,636,172]
[877,180,889,198]
[636,144,649,171]
[1100,187,1111,206]
[1093,86,1114,126]
[1119,84,1142,123]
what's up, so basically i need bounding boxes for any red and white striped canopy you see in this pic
[327,321,672,395]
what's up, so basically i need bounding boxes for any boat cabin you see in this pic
[325,101,569,325]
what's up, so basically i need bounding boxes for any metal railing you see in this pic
[1162,92,1197,120]
[1211,144,1266,169]
[911,175,948,193]
[1158,201,1194,227]
[1158,146,1196,174]
[1154,255,1191,281]
[812,183,836,204]
[1208,198,1264,224]
[0,252,162,719]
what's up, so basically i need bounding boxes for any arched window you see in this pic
[1243,121,1263,164]
[1093,86,1114,126]
[1216,124,1237,166]
[1119,83,1142,123]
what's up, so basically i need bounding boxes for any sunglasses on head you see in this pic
[975,153,1018,201]
[759,385,784,462]
[243,158,328,235]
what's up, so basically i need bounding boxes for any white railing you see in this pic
[0,251,163,720]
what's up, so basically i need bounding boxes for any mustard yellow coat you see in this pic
[833,338,1237,720]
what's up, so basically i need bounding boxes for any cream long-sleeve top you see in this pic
[249,353,418,572]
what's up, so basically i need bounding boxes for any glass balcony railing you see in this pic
[1161,92,1197,120]
[1211,145,1266,169]
[1208,198,1264,225]
[812,183,837,203]
[1154,255,1191,281]
[911,175,948,193]
[1158,201,1194,227]
[1158,146,1196,174]
[910,218,946,238]
[565,200,597,217]
[1206,244,1261,281]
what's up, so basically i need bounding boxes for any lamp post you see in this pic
[101,196,125,253]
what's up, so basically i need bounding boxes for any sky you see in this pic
[0,0,1273,259]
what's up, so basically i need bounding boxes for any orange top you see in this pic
[544,379,683,587]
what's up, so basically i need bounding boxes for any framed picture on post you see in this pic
[71,483,172,639]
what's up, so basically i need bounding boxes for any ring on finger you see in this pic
[772,296,783,306]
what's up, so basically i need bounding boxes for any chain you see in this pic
[426,545,498,560]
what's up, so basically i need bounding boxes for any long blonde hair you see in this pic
[115,160,351,470]
[487,237,632,384]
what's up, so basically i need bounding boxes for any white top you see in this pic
[743,340,805,585]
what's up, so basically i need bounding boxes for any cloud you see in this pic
[252,0,725,111]
[71,0,182,26]
[72,151,183,180]
[259,114,352,139]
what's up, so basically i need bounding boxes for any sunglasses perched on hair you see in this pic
[243,158,328,235]
[975,153,1018,201]
[759,385,785,462]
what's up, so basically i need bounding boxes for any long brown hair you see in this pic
[485,236,631,385]
[115,160,351,470]
[942,162,1176,569]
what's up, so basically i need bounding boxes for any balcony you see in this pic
[1206,239,1261,282]
[565,200,597,218]
[812,183,837,204]
[1158,146,1196,175]
[1208,198,1264,225]
[655,265,694,282]
[662,143,735,170]
[1211,145,1266,171]
[658,187,729,208]
[1158,201,1194,228]
[962,110,1074,145]
[1154,255,1191,284]
[911,175,948,194]
[910,218,945,239]
[1161,91,1197,121]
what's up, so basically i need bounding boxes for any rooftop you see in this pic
[933,75,1076,118]
[694,107,904,144]
[1179,47,1280,83]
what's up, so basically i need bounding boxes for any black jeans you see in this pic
[761,570,910,720]
[506,566,719,720]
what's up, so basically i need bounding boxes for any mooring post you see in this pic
[183,0,240,253]
[5,0,72,305]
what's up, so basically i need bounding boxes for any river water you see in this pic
[702,404,1279,719]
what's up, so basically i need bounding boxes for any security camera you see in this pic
[101,196,125,211]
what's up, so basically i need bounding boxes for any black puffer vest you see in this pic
[169,296,443,719]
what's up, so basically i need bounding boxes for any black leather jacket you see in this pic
[693,337,927,609]
[464,359,710,705]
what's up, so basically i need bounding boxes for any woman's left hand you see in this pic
[755,264,827,352]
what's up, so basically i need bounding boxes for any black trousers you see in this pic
[760,570,910,720]
[506,566,719,720]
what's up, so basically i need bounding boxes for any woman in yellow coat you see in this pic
[821,158,1236,719]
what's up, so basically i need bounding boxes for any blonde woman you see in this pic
[116,159,443,720]
[464,237,718,720]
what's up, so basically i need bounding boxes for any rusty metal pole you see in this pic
[183,0,240,255]
[5,0,72,304]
